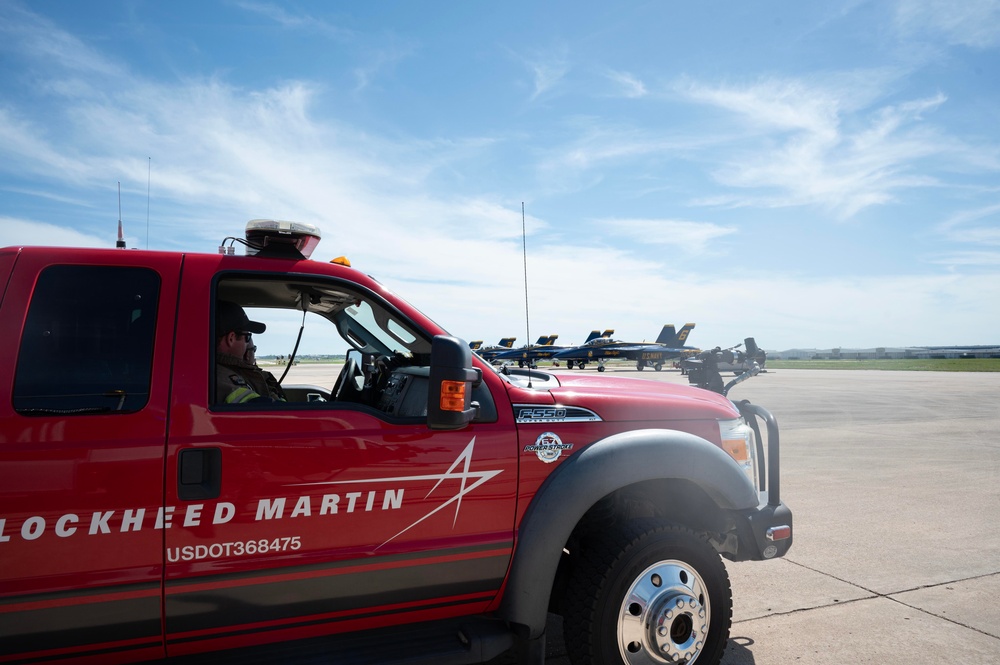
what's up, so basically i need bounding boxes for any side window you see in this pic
[211,275,497,421]
[13,265,160,415]
[213,276,430,411]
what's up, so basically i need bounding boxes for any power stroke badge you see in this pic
[524,432,573,463]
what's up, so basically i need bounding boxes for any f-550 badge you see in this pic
[514,405,602,423]
[524,432,573,463]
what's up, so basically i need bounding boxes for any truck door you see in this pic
[0,249,182,663]
[162,264,518,655]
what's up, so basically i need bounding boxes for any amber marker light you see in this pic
[440,380,467,412]
[722,438,750,463]
[718,418,759,489]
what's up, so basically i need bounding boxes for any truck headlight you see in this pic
[718,418,759,491]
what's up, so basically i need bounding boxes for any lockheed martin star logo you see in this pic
[289,437,502,549]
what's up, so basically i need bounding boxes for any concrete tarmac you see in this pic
[713,368,1000,664]
[284,364,1000,663]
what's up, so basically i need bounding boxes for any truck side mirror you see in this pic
[428,335,482,430]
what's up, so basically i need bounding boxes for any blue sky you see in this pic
[2,0,998,351]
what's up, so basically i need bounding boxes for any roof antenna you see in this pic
[522,201,532,388]
[116,181,126,249]
[145,157,151,249]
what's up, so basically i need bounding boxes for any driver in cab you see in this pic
[215,300,285,404]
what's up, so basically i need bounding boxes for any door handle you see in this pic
[178,447,222,500]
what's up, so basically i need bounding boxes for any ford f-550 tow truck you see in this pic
[0,220,791,665]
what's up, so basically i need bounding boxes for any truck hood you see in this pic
[505,370,739,422]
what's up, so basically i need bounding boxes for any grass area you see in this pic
[260,356,1000,371]
[259,356,344,365]
[766,358,1000,372]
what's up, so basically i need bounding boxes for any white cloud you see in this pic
[533,120,722,192]
[509,45,570,102]
[894,0,1000,49]
[353,43,415,92]
[0,2,123,77]
[233,1,353,40]
[936,203,1000,246]
[928,251,1000,266]
[606,70,647,98]
[678,76,971,218]
[601,219,737,253]
[680,77,843,138]
[0,217,108,248]
[930,201,1000,266]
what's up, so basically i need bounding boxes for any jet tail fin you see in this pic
[583,330,601,343]
[673,323,695,345]
[655,325,677,345]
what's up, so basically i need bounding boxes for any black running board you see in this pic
[168,616,516,665]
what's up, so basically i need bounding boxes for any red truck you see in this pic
[0,221,791,665]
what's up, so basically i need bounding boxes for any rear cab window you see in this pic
[13,265,160,415]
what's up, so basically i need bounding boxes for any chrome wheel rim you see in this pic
[617,559,710,664]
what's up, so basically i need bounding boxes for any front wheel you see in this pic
[563,522,732,665]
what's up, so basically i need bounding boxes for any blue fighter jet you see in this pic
[491,331,605,368]
[472,336,517,363]
[553,324,699,372]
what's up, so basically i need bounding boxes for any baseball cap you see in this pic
[216,300,266,336]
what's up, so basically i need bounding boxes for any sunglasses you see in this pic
[240,332,253,342]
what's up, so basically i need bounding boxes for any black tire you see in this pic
[563,521,732,665]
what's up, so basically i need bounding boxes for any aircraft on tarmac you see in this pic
[552,323,699,372]
[471,336,517,362]
[491,331,607,368]
[714,337,767,373]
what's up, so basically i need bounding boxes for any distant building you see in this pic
[769,345,1000,360]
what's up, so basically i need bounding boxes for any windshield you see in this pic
[337,299,421,356]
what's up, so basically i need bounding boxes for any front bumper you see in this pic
[732,497,793,560]
[731,401,793,561]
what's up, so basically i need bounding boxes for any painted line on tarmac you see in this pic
[736,559,1000,640]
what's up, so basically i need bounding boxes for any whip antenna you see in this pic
[116,181,126,249]
[522,202,532,387]
[146,157,151,249]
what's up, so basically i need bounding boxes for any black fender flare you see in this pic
[498,428,757,638]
